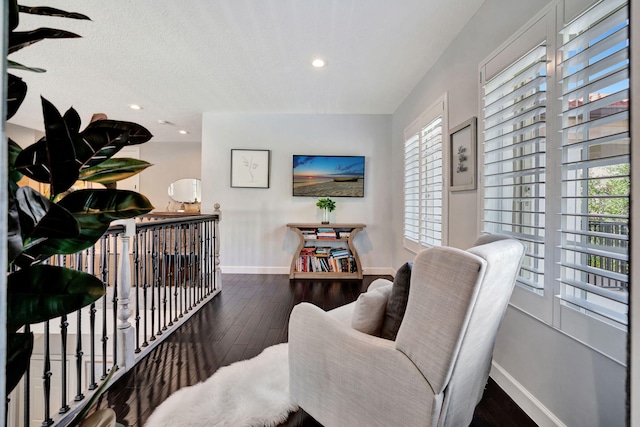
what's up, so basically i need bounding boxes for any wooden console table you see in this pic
[287,223,365,279]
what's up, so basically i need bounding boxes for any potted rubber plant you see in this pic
[6,2,154,424]
[316,197,336,224]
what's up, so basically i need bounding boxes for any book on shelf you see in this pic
[316,228,337,239]
[300,228,318,239]
[295,253,356,273]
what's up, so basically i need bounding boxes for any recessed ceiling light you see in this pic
[157,120,169,124]
[312,58,326,68]
[128,104,143,110]
[179,130,189,135]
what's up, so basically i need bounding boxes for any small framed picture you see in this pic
[230,149,271,188]
[449,117,477,192]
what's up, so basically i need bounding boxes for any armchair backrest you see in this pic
[395,246,487,395]
[394,238,525,427]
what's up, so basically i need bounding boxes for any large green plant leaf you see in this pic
[7,74,27,120]
[18,6,91,20]
[7,265,105,332]
[8,186,23,264]
[64,106,82,136]
[79,158,152,185]
[59,189,154,222]
[6,332,33,394]
[24,189,153,257]
[9,27,81,54]
[42,97,79,195]
[8,138,23,184]
[7,59,46,73]
[85,120,153,146]
[23,222,110,260]
[16,186,80,239]
[14,97,79,195]
[74,120,153,171]
[9,0,18,31]
[72,124,131,170]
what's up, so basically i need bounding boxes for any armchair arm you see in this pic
[289,303,439,427]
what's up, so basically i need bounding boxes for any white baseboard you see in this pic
[220,266,395,276]
[490,362,566,427]
[363,267,395,276]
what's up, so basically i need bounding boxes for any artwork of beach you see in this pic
[293,155,365,197]
[293,178,364,197]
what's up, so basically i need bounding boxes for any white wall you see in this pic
[139,141,201,211]
[7,123,43,148]
[201,113,393,275]
[390,0,626,425]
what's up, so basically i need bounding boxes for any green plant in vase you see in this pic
[6,1,154,425]
[316,197,336,224]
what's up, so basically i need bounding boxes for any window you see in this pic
[558,0,629,327]
[482,43,547,295]
[404,98,446,252]
[480,0,629,358]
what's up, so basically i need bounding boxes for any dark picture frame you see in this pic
[449,117,477,192]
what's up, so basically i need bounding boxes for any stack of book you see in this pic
[316,228,337,239]
[330,248,351,258]
[301,228,317,239]
[338,230,351,239]
[315,247,331,257]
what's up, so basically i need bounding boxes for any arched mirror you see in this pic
[168,178,201,204]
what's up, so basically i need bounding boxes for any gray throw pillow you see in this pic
[380,262,412,340]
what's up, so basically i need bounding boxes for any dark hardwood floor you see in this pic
[98,274,537,426]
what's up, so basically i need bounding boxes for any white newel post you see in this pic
[213,203,222,289]
[116,218,136,370]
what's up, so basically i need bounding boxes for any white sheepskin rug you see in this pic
[145,343,297,427]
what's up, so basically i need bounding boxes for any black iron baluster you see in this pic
[142,229,149,347]
[168,225,175,327]
[213,217,218,291]
[88,246,98,390]
[194,224,204,304]
[59,314,69,414]
[187,224,193,311]
[162,227,168,331]
[190,223,196,307]
[42,321,53,426]
[75,253,85,402]
[209,219,214,293]
[182,225,188,316]
[173,225,179,323]
[157,228,163,337]
[150,229,158,341]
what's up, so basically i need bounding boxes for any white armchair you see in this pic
[288,237,525,427]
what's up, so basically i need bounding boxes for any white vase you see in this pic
[322,208,330,224]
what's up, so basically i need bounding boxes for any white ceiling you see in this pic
[8,0,485,143]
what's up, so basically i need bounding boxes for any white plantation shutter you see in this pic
[420,118,443,247]
[404,133,420,244]
[404,99,445,252]
[558,0,629,325]
[482,43,547,293]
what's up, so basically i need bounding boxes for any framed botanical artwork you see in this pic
[449,117,477,192]
[230,149,271,188]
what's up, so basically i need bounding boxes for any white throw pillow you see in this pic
[351,286,392,335]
